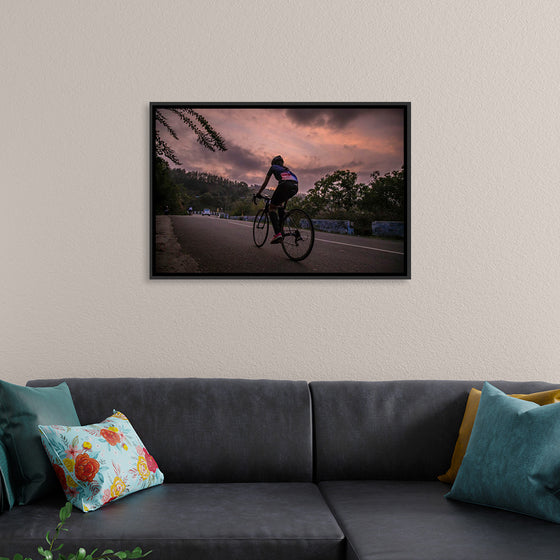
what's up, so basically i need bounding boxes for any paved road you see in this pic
[168,215,406,275]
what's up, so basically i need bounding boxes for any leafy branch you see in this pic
[0,502,150,560]
[154,107,227,165]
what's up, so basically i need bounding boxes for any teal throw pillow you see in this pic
[0,380,80,504]
[0,439,15,511]
[446,382,560,523]
[39,411,164,512]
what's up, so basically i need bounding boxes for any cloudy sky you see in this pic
[156,106,406,192]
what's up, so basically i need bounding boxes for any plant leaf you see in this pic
[64,502,73,519]
[59,502,72,522]
[39,550,53,560]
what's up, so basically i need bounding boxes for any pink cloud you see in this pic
[156,106,405,191]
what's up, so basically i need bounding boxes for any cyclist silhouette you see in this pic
[254,155,299,244]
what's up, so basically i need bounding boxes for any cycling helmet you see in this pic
[271,155,284,166]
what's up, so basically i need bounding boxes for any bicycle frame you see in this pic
[254,194,287,225]
[253,194,315,262]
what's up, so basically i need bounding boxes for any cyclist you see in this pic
[254,155,299,244]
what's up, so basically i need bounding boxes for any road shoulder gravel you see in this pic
[154,215,200,274]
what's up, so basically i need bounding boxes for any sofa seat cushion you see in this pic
[319,481,560,560]
[0,483,344,560]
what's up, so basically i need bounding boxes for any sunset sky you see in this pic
[155,106,406,193]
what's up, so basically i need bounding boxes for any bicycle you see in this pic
[252,194,315,261]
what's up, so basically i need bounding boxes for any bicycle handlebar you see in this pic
[253,193,271,204]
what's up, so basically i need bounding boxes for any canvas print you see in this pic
[151,103,410,278]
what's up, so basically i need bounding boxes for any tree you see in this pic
[153,156,191,213]
[361,167,406,220]
[230,198,254,216]
[303,170,366,217]
[154,107,227,165]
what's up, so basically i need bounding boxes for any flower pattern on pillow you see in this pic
[39,411,164,512]
[74,453,100,482]
[100,428,123,446]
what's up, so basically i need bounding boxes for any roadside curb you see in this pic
[154,215,200,274]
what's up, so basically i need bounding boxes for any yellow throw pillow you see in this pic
[438,387,560,484]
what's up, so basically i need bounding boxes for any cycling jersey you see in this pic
[269,164,298,183]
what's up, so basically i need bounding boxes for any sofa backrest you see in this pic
[310,380,560,481]
[27,378,313,483]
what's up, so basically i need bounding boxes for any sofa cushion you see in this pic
[39,411,164,512]
[438,386,560,483]
[27,378,313,483]
[0,439,15,511]
[320,480,560,560]
[446,382,560,523]
[0,380,80,504]
[310,380,559,480]
[0,483,345,560]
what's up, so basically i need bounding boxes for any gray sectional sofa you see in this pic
[2,377,560,560]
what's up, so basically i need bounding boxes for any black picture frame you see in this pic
[150,102,410,278]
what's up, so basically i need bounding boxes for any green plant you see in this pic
[1,502,151,560]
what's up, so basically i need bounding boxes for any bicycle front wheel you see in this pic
[253,210,269,247]
[281,209,314,261]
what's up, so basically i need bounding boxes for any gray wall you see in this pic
[2,1,559,383]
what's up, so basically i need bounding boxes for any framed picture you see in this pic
[150,102,410,278]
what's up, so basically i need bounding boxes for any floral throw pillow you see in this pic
[38,411,164,512]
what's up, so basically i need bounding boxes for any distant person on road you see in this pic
[254,155,299,244]
[164,205,170,215]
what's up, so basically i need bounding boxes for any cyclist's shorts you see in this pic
[271,180,298,206]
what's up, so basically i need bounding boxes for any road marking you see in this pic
[315,238,403,255]
[227,220,404,255]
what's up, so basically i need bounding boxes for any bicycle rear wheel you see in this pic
[253,210,269,247]
[281,209,314,261]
